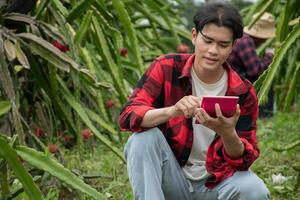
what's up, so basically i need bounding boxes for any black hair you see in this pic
[193,2,243,40]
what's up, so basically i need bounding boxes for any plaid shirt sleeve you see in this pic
[236,35,273,78]
[223,85,259,168]
[119,60,164,133]
[206,82,259,188]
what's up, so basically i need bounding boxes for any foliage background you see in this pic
[0,0,299,199]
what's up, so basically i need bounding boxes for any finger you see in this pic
[234,104,241,118]
[180,96,202,117]
[186,96,201,112]
[191,96,201,105]
[186,96,201,116]
[177,104,189,117]
[215,103,224,118]
[186,96,201,110]
[181,101,195,117]
[200,108,211,121]
[195,110,205,123]
[194,108,201,120]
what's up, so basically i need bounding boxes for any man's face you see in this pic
[192,23,233,72]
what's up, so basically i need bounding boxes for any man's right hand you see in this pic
[170,95,201,118]
[141,95,200,128]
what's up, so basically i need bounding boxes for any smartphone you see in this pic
[200,96,239,117]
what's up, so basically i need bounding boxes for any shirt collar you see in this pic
[179,54,195,79]
[179,54,248,95]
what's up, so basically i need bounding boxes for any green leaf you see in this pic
[276,0,290,42]
[144,0,180,46]
[247,0,273,29]
[0,138,43,199]
[0,35,25,145]
[39,21,67,44]
[79,68,111,89]
[35,0,51,18]
[285,43,300,81]
[57,76,126,163]
[74,10,93,46]
[66,0,95,23]
[51,0,68,17]
[0,101,11,117]
[132,3,191,42]
[95,89,110,122]
[15,42,30,69]
[26,52,78,140]
[3,39,16,61]
[17,33,79,71]
[4,13,35,24]
[85,108,118,136]
[0,160,9,199]
[16,146,106,200]
[92,8,123,52]
[256,38,273,57]
[258,23,300,104]
[243,0,266,25]
[283,63,300,111]
[79,47,97,75]
[253,67,268,91]
[112,0,144,73]
[91,17,128,103]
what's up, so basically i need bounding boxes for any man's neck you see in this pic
[193,63,225,84]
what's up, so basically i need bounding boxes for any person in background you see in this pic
[119,2,269,200]
[227,12,276,118]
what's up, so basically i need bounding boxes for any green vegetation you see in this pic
[0,0,299,199]
[11,107,300,199]
[253,109,300,200]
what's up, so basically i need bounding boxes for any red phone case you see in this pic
[200,96,239,117]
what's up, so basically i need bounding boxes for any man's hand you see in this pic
[141,95,200,128]
[170,95,201,118]
[195,103,240,137]
[195,103,244,159]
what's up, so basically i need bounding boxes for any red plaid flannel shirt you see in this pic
[119,53,259,188]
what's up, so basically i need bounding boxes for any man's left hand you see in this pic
[195,103,241,137]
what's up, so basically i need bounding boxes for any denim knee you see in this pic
[237,183,269,200]
[237,172,269,200]
[124,128,164,159]
[218,171,270,200]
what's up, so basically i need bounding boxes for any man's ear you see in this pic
[192,28,197,45]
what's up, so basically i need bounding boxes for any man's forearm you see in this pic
[220,130,245,159]
[141,106,180,128]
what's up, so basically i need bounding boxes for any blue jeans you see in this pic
[124,128,270,200]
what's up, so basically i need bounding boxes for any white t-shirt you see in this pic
[182,67,228,181]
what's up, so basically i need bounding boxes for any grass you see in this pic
[252,109,300,200]
[64,109,300,200]
[59,135,133,200]
[75,108,300,200]
[13,109,300,199]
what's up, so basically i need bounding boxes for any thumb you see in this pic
[234,104,241,118]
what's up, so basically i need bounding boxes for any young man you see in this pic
[119,2,269,200]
